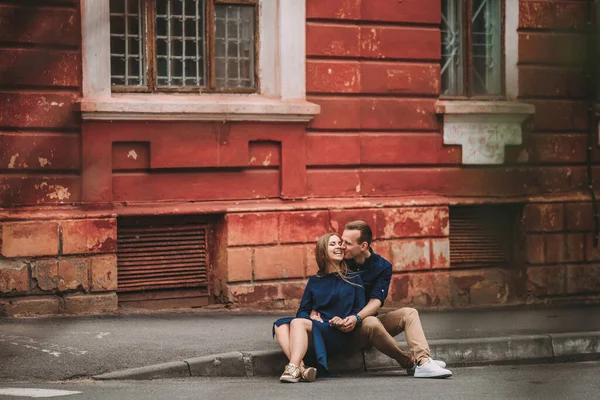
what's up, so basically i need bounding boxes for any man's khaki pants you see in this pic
[352,307,430,368]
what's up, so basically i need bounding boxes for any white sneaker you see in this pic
[406,359,446,375]
[413,358,452,379]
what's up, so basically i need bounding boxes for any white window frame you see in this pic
[436,0,534,165]
[78,0,319,122]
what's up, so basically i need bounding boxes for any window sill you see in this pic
[77,93,321,123]
[435,100,535,165]
[435,100,535,116]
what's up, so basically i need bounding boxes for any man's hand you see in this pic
[310,310,323,322]
[338,315,358,332]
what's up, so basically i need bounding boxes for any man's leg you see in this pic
[353,316,415,368]
[378,307,430,365]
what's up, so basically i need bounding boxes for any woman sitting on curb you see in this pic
[273,232,365,383]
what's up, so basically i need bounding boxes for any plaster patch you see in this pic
[262,152,272,166]
[127,150,138,160]
[46,185,71,200]
[38,157,51,167]
[8,153,18,169]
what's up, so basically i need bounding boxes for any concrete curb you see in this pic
[92,331,600,380]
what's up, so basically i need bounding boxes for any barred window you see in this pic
[109,0,257,93]
[441,0,503,97]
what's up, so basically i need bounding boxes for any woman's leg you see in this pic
[274,324,292,360]
[289,318,313,366]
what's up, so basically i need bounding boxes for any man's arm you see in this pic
[338,298,381,332]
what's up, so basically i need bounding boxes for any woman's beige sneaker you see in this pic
[280,363,302,383]
[299,364,317,382]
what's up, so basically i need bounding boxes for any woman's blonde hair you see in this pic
[315,232,360,287]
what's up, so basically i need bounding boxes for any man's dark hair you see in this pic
[344,220,372,246]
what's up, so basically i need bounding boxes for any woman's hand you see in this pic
[329,316,344,328]
[310,310,323,322]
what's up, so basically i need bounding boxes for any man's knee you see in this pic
[361,316,386,336]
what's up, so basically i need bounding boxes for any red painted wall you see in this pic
[1,0,599,314]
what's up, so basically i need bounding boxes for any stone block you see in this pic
[278,211,331,244]
[376,207,449,239]
[227,213,279,246]
[0,296,61,317]
[585,233,600,261]
[248,350,288,377]
[523,203,564,232]
[1,220,59,257]
[227,247,253,283]
[305,243,318,276]
[306,23,360,57]
[390,239,430,271]
[451,269,510,306]
[253,245,305,281]
[566,264,600,294]
[186,352,248,377]
[527,265,566,296]
[0,259,29,293]
[228,281,307,309]
[329,209,377,238]
[90,254,117,292]
[31,258,89,292]
[551,332,600,361]
[545,234,566,264]
[306,60,360,93]
[60,218,117,255]
[565,202,594,231]
[63,293,117,314]
[388,272,452,307]
[565,233,585,262]
[431,239,450,269]
[370,240,391,263]
[526,234,545,264]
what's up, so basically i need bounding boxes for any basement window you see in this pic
[116,215,212,308]
[449,205,519,268]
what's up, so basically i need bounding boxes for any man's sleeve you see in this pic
[370,260,392,305]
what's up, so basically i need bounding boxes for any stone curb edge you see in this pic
[92,331,600,380]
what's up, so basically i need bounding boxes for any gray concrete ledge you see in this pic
[92,331,600,380]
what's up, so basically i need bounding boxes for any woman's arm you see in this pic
[295,277,314,319]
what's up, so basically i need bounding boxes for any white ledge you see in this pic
[77,94,321,122]
[435,100,535,115]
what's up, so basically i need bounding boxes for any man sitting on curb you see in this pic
[313,220,452,378]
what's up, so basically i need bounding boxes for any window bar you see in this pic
[224,7,229,87]
[195,0,200,85]
[182,0,186,85]
[137,0,144,85]
[124,0,130,84]
[236,6,241,88]
[167,0,172,85]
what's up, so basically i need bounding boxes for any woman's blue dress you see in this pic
[273,272,365,374]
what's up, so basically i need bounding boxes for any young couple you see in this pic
[273,220,452,382]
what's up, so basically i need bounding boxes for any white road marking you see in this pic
[0,388,81,398]
[0,335,87,357]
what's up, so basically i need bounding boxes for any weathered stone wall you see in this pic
[0,218,118,316]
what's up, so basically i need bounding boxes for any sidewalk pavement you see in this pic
[1,304,599,381]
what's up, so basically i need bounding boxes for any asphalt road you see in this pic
[1,305,599,381]
[1,362,599,400]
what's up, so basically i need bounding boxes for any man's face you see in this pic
[342,229,363,260]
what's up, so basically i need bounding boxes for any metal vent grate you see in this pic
[117,218,209,292]
[450,206,517,267]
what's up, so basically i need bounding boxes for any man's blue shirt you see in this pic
[348,251,392,305]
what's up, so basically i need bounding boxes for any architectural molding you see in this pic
[436,101,535,165]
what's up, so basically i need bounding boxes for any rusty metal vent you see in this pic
[450,206,517,267]
[117,217,209,292]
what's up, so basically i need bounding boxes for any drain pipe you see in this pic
[587,0,599,247]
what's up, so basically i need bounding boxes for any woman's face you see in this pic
[327,234,346,263]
